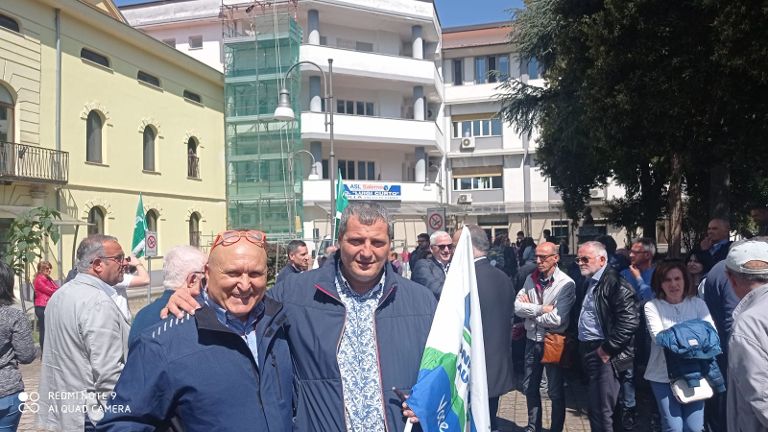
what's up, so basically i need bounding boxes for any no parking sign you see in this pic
[145,231,158,258]
[426,208,446,234]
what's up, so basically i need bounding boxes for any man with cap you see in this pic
[723,237,768,432]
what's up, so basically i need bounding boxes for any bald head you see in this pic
[206,241,268,320]
[535,242,559,276]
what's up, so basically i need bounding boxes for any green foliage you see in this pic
[3,207,62,276]
[500,0,768,244]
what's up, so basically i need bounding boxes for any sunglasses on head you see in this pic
[210,230,267,252]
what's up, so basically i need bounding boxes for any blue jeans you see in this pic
[0,392,22,430]
[650,381,705,432]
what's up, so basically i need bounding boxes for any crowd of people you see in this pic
[0,201,766,432]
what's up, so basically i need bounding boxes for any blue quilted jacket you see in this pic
[656,319,726,392]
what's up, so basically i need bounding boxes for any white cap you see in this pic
[725,238,768,275]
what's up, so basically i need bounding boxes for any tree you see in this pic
[3,207,61,312]
[500,0,768,255]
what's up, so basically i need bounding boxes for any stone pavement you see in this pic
[16,355,659,432]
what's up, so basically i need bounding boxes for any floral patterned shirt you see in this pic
[335,263,386,432]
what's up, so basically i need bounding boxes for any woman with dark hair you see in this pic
[33,260,59,352]
[0,260,36,429]
[685,253,705,296]
[643,260,715,432]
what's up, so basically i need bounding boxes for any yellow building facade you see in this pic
[0,0,226,279]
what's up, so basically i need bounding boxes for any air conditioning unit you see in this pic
[460,136,475,150]
[589,188,603,199]
[457,193,473,204]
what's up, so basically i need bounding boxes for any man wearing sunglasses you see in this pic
[569,241,639,432]
[38,235,131,432]
[101,230,293,431]
[164,202,436,432]
[410,230,454,299]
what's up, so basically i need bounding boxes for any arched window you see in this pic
[189,212,200,247]
[86,110,103,163]
[0,14,20,33]
[187,137,199,178]
[87,207,105,235]
[145,209,158,232]
[143,127,156,171]
[0,84,14,142]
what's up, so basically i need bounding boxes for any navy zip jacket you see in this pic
[656,319,726,393]
[269,252,436,431]
[97,298,294,432]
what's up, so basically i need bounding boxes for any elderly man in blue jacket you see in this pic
[98,230,293,432]
[166,202,437,431]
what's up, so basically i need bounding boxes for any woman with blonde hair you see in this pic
[33,260,58,352]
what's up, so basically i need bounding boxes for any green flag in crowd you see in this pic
[333,169,348,242]
[131,193,147,258]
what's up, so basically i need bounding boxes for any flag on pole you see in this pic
[332,168,348,242]
[404,227,490,432]
[131,193,147,258]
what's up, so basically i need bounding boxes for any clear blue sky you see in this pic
[435,0,523,28]
[114,0,522,28]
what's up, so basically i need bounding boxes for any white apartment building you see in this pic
[442,22,624,247]
[121,1,624,250]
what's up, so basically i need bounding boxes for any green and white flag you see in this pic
[131,193,147,258]
[333,169,348,243]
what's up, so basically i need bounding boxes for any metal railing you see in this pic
[0,141,69,184]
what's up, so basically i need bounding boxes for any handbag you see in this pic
[541,332,566,364]
[671,378,713,404]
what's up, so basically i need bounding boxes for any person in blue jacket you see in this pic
[166,202,437,432]
[98,230,293,432]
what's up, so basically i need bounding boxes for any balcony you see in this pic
[301,111,442,148]
[445,82,502,105]
[300,44,440,87]
[0,142,69,185]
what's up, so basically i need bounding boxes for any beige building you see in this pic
[0,0,226,280]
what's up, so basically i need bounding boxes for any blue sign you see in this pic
[343,182,402,201]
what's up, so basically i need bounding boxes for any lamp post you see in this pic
[274,59,335,239]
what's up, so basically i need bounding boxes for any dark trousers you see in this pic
[523,339,565,432]
[705,354,728,432]
[34,306,45,352]
[580,341,620,432]
[489,396,500,431]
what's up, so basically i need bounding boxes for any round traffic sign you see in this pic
[146,234,157,249]
[429,213,443,231]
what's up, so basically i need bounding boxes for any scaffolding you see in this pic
[221,1,303,236]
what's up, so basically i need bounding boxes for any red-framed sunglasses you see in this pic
[210,230,267,252]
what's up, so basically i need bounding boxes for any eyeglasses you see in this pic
[210,230,267,252]
[535,254,556,261]
[98,254,125,264]
[433,244,454,251]
[576,256,592,264]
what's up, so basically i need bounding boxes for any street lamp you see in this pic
[274,59,335,237]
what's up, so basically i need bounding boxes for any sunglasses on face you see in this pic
[576,256,593,264]
[210,230,267,252]
[535,254,556,261]
[433,244,454,251]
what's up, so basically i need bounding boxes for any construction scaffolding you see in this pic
[221,1,303,237]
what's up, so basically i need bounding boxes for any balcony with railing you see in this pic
[0,142,69,184]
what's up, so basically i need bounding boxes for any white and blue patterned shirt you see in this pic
[335,263,387,432]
